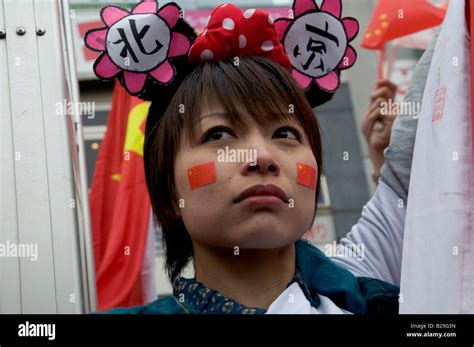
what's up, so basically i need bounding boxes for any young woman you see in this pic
[85,0,427,314]
[109,56,399,314]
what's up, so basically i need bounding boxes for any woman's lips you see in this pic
[238,195,285,207]
[234,184,289,206]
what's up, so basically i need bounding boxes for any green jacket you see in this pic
[102,240,399,314]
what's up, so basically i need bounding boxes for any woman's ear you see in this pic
[171,197,182,219]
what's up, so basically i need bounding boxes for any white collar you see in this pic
[265,282,353,314]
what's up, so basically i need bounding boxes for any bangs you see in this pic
[172,57,314,146]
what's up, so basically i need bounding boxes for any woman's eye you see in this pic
[203,126,235,142]
[273,126,302,142]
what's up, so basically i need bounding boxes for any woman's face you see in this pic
[173,100,317,249]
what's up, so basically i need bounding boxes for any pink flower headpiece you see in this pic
[84,0,359,99]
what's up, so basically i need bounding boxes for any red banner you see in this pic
[89,83,151,310]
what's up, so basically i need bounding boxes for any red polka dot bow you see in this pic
[188,3,291,70]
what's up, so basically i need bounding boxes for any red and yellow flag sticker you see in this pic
[188,161,216,190]
[296,162,317,191]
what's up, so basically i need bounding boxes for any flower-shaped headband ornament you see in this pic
[84,0,191,95]
[275,0,359,92]
[84,0,359,100]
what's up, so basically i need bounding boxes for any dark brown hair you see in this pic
[145,56,323,282]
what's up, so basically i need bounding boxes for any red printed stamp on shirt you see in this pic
[432,87,446,122]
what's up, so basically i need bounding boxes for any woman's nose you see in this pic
[240,141,280,176]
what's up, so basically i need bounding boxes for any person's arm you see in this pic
[331,181,405,285]
[330,31,439,286]
[361,79,398,184]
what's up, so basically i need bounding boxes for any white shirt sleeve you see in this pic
[330,180,405,286]
[328,31,438,288]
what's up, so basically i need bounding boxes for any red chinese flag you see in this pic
[188,162,216,190]
[89,82,151,311]
[296,162,317,191]
[361,0,446,50]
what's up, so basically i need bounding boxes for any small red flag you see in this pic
[297,162,317,190]
[361,0,446,50]
[188,162,216,190]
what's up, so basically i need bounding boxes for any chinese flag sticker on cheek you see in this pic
[188,161,216,190]
[296,162,317,191]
